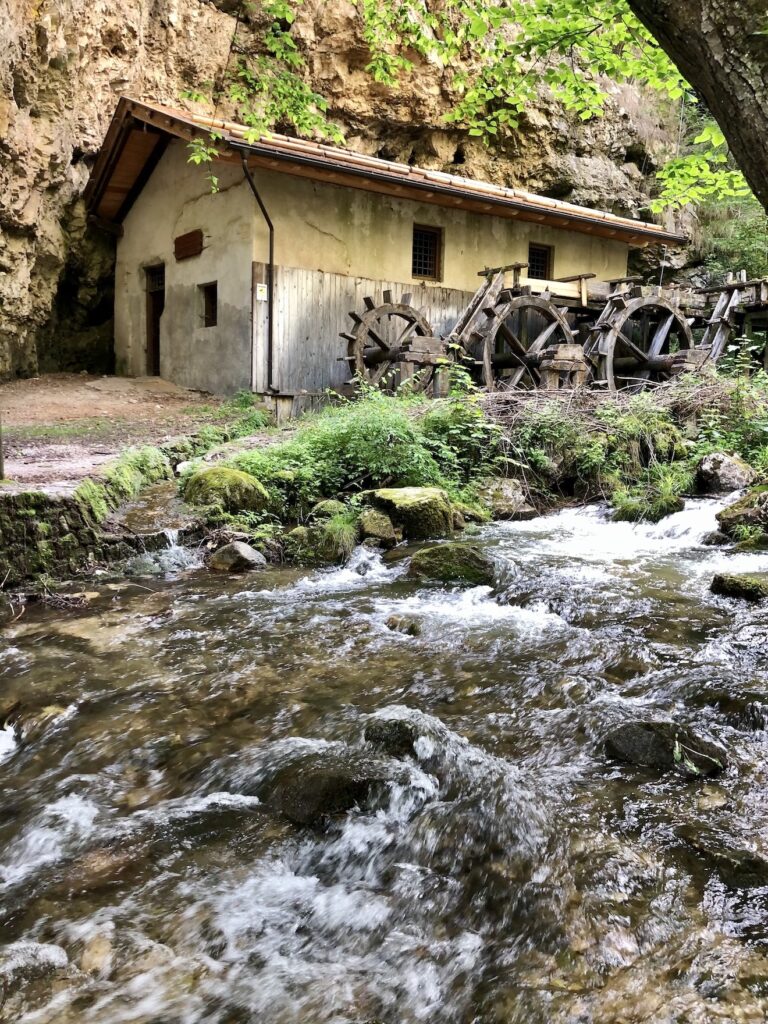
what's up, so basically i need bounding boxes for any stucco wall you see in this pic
[115,144,256,393]
[116,140,630,395]
[248,162,629,290]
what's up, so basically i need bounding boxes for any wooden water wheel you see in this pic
[341,291,442,393]
[467,294,576,388]
[584,294,695,391]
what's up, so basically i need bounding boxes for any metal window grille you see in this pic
[200,282,218,328]
[412,225,442,280]
[528,244,553,280]
[145,265,165,293]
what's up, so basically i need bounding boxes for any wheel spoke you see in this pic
[649,314,675,358]
[616,330,649,364]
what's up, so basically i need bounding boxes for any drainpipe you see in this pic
[239,152,276,393]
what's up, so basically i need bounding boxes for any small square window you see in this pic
[199,282,218,328]
[528,243,553,280]
[412,225,442,280]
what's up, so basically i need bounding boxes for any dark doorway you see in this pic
[145,264,165,376]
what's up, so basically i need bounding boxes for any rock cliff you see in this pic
[0,0,678,381]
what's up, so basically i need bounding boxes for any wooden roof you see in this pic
[85,98,686,246]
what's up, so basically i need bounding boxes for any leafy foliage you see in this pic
[225,388,501,519]
[360,0,750,209]
[696,194,768,281]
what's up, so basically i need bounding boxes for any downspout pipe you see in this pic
[239,151,276,393]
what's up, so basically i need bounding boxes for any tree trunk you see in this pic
[628,0,768,214]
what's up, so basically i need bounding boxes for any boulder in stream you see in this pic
[359,508,397,548]
[717,488,768,544]
[367,487,454,540]
[183,466,270,514]
[604,721,727,778]
[408,542,496,587]
[263,752,400,827]
[208,541,267,572]
[365,718,418,758]
[696,452,757,494]
[477,478,537,521]
[710,573,768,603]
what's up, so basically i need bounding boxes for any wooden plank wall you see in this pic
[252,263,473,395]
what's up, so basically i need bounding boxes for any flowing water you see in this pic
[3,498,768,1023]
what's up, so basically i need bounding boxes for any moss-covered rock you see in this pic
[359,508,396,548]
[717,488,768,544]
[612,493,685,523]
[408,542,496,586]
[711,573,768,603]
[310,499,347,521]
[183,467,269,514]
[368,487,454,540]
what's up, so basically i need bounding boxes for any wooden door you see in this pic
[145,265,165,376]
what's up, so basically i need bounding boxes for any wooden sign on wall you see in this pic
[174,229,204,261]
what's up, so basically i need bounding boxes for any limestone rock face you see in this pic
[696,453,757,494]
[1,1,678,381]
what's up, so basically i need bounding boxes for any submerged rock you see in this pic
[208,541,267,573]
[359,508,396,548]
[408,542,496,587]
[263,753,398,827]
[604,721,727,778]
[717,488,768,543]
[384,614,421,637]
[477,478,537,521]
[367,487,454,540]
[183,466,270,514]
[696,452,756,494]
[365,718,418,758]
[711,573,768,603]
[677,824,768,888]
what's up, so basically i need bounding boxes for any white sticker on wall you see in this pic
[256,284,268,302]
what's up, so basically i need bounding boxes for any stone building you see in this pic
[85,97,682,411]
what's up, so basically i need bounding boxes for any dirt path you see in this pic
[0,374,227,492]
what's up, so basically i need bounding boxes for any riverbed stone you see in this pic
[717,488,768,544]
[604,721,727,778]
[364,718,418,758]
[368,487,454,540]
[696,452,757,494]
[477,477,537,521]
[710,573,768,603]
[208,541,267,572]
[80,933,114,977]
[183,466,269,514]
[677,824,768,887]
[384,614,421,637]
[359,508,396,548]
[263,753,397,827]
[408,542,496,587]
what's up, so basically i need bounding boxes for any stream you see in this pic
[2,497,768,1022]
